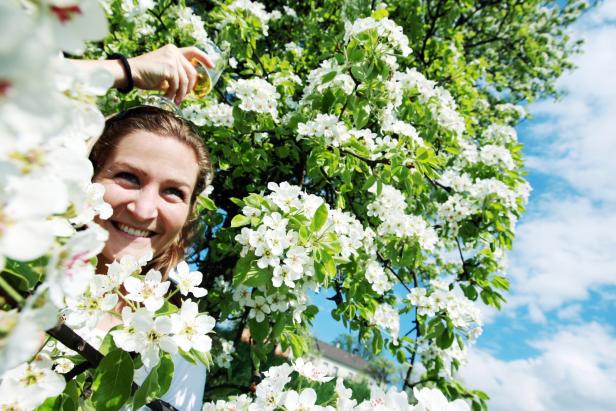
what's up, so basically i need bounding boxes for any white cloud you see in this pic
[506,196,616,315]
[556,303,583,321]
[461,323,616,411]
[503,1,616,320]
[524,1,616,203]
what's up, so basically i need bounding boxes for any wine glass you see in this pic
[190,39,228,98]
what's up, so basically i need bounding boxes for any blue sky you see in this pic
[311,2,616,409]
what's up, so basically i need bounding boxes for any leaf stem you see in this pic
[0,274,24,304]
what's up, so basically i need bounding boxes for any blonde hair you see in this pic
[89,106,213,276]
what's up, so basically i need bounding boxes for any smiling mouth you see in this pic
[111,221,156,238]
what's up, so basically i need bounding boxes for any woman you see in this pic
[88,105,213,410]
[71,44,216,410]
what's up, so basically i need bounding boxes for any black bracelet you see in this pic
[108,53,134,94]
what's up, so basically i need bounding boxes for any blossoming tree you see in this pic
[0,0,589,410]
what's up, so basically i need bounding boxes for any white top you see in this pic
[156,353,207,411]
[133,353,207,411]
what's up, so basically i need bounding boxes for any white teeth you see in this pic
[116,222,151,237]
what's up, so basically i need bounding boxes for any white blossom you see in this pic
[227,78,279,119]
[123,269,170,312]
[172,261,208,298]
[171,300,215,353]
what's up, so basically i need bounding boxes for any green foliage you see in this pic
[71,0,590,408]
[90,349,134,411]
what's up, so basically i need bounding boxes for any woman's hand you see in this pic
[129,44,214,104]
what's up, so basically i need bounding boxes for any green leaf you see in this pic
[321,252,336,277]
[177,348,197,365]
[371,8,389,20]
[4,259,41,290]
[436,323,455,349]
[310,203,328,232]
[249,318,269,343]
[271,313,288,339]
[347,44,364,63]
[91,349,134,411]
[230,214,251,228]
[196,195,217,212]
[191,349,213,368]
[155,301,179,316]
[230,197,245,207]
[132,353,174,409]
[353,100,371,129]
[321,70,338,83]
[98,331,119,356]
[243,266,270,288]
[492,275,510,290]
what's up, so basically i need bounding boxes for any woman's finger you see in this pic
[175,56,190,104]
[180,55,198,100]
[180,46,214,69]
[164,65,179,101]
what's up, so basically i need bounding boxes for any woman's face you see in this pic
[94,130,199,266]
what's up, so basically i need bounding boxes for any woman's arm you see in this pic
[68,45,214,104]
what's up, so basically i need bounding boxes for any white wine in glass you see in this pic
[191,58,213,98]
[190,39,227,98]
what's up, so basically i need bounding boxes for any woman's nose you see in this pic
[126,187,158,220]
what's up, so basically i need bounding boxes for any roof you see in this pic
[314,339,371,372]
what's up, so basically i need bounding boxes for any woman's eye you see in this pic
[165,187,186,200]
[116,172,139,185]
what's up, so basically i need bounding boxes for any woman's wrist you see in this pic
[66,58,130,89]
[107,54,134,93]
[108,59,130,89]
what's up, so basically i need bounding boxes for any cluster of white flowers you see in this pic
[298,114,411,161]
[365,260,393,295]
[112,299,215,368]
[381,105,425,147]
[227,78,280,119]
[478,144,516,169]
[282,6,297,18]
[233,283,301,322]
[183,102,234,128]
[367,184,439,251]
[285,41,304,55]
[343,17,413,57]
[120,0,155,21]
[386,68,465,138]
[0,355,66,411]
[416,337,469,377]
[203,361,469,411]
[372,303,400,344]
[407,279,482,334]
[269,71,302,86]
[302,59,355,98]
[437,194,480,232]
[233,182,376,324]
[50,254,215,370]
[436,169,530,235]
[297,114,351,147]
[483,123,518,144]
[214,338,236,368]
[0,1,115,387]
[495,103,527,121]
[235,182,372,286]
[228,0,274,35]
[173,5,211,45]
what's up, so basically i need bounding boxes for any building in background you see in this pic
[311,339,374,382]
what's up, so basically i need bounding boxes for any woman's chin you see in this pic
[100,243,154,266]
[99,221,156,264]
